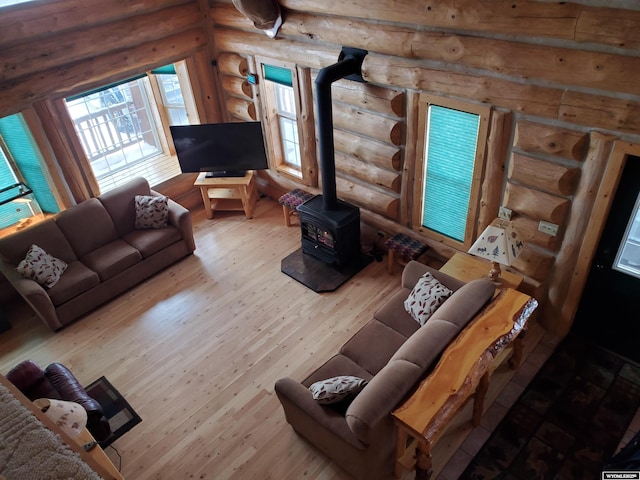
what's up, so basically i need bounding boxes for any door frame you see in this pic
[563,141,640,334]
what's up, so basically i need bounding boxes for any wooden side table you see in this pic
[194,171,257,219]
[439,252,524,291]
[392,288,537,479]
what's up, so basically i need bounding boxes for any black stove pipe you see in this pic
[315,47,368,211]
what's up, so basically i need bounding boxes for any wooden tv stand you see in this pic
[194,171,257,219]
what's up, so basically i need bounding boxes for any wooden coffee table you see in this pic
[392,288,537,479]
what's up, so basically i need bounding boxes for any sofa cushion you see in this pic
[122,226,182,258]
[303,354,374,388]
[47,261,100,306]
[345,359,423,445]
[373,288,421,338]
[134,195,169,229]
[0,219,77,265]
[340,320,408,375]
[404,272,453,326]
[430,279,495,328]
[389,319,461,370]
[97,177,151,237]
[80,240,142,282]
[309,376,368,405]
[16,244,68,288]
[55,199,119,258]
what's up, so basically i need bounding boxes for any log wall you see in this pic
[210,0,640,334]
[0,0,218,204]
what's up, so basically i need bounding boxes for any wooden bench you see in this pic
[385,233,429,273]
[278,189,314,227]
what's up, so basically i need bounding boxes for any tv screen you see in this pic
[170,122,269,178]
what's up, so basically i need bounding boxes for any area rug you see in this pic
[460,334,640,479]
[0,381,101,480]
[85,376,141,448]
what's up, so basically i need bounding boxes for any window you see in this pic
[0,114,59,230]
[64,61,197,192]
[257,58,316,185]
[413,95,490,248]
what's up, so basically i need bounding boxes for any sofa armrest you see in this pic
[165,197,196,252]
[5,359,47,394]
[45,363,112,441]
[274,377,364,448]
[0,258,61,330]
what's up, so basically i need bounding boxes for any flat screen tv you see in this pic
[170,122,269,178]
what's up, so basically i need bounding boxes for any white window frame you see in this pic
[65,60,199,192]
[256,56,316,186]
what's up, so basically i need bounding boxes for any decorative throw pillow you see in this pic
[16,244,68,288]
[404,272,453,326]
[135,195,169,229]
[309,375,368,405]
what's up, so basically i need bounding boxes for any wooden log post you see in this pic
[544,132,617,334]
[478,110,512,231]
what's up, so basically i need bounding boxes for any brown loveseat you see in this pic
[0,177,195,331]
[275,261,495,480]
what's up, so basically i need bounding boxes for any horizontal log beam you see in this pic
[514,120,588,161]
[336,176,399,219]
[214,28,336,71]
[1,3,202,83]
[333,103,403,146]
[221,74,252,99]
[217,52,249,77]
[334,151,401,193]
[269,7,640,97]
[330,79,405,118]
[0,28,207,116]
[333,129,401,171]
[0,0,192,48]
[508,153,581,197]
[575,7,640,50]
[279,0,580,39]
[511,216,560,252]
[503,182,569,225]
[559,91,640,136]
[226,96,256,121]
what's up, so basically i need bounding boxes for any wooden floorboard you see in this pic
[0,196,545,479]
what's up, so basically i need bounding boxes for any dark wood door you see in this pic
[573,155,640,362]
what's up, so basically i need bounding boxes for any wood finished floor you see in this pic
[0,196,549,479]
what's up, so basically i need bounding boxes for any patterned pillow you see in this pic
[404,272,453,326]
[16,244,68,288]
[309,375,368,405]
[135,195,169,229]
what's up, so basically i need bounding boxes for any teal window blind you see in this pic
[422,105,480,242]
[0,114,59,225]
[263,64,293,87]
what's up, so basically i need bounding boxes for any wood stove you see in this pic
[297,47,368,268]
[281,47,371,291]
[298,195,360,267]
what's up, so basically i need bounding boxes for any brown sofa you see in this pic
[0,177,195,331]
[275,261,495,480]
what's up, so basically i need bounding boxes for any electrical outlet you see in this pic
[538,220,558,236]
[498,207,512,221]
